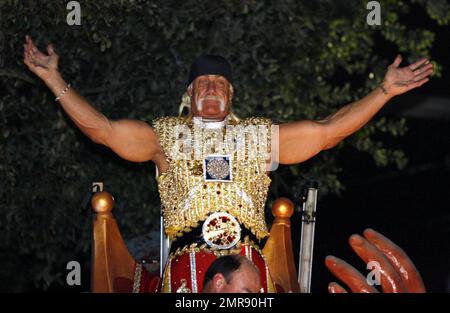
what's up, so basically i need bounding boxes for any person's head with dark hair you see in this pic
[202,254,261,293]
[186,55,235,122]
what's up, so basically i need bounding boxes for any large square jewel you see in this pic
[203,155,232,182]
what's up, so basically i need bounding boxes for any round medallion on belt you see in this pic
[202,212,241,249]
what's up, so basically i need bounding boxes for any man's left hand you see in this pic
[382,54,433,96]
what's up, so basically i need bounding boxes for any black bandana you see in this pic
[187,55,233,86]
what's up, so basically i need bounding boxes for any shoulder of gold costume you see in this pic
[152,116,188,130]
[238,116,273,127]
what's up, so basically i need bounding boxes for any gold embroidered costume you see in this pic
[153,116,273,241]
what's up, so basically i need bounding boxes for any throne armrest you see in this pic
[91,191,136,292]
[263,198,300,293]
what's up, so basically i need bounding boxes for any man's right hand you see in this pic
[22,35,166,172]
[23,35,59,81]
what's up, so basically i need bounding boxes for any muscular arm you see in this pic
[24,35,163,164]
[278,87,391,164]
[45,73,161,162]
[278,55,432,165]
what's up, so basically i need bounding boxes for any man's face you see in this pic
[188,74,233,121]
[210,262,261,293]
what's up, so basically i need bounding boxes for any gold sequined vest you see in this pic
[153,116,273,241]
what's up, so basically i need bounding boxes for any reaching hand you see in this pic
[23,35,59,81]
[382,54,433,96]
[325,228,426,293]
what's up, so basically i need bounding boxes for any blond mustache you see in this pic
[197,95,226,111]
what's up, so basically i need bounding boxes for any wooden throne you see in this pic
[90,191,300,293]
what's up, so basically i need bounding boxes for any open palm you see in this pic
[383,55,433,96]
[23,35,59,80]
